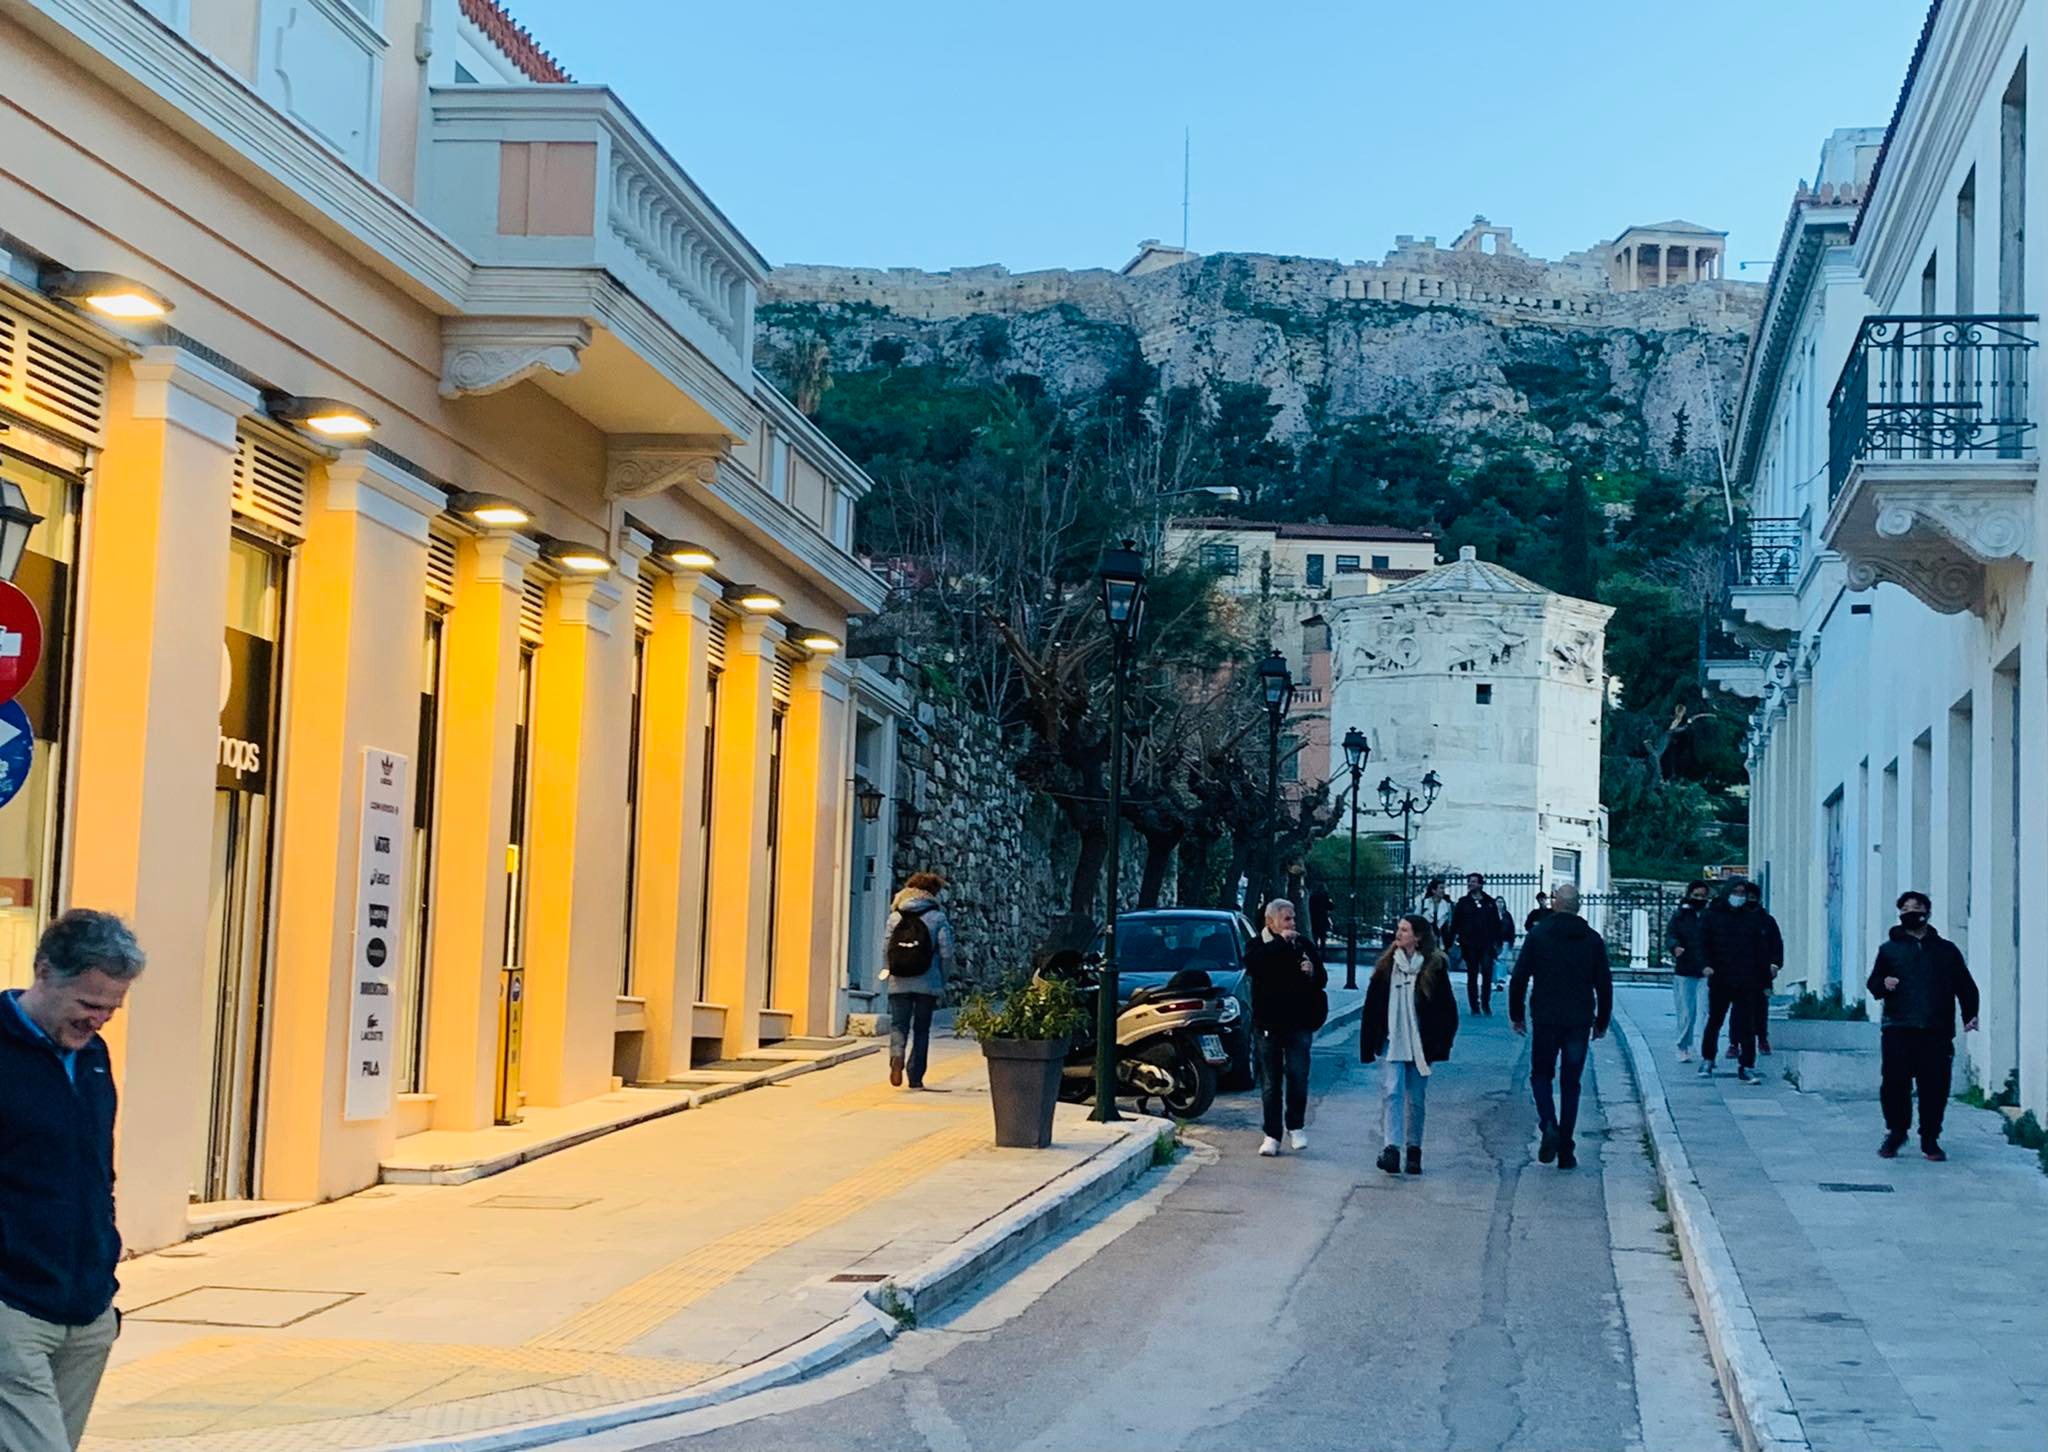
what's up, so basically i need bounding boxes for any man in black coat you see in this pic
[1697,878,1783,1084]
[0,911,147,1452]
[1867,890,1980,1161]
[1509,883,1613,1170]
[1447,873,1505,1015]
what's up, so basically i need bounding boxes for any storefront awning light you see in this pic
[450,492,533,528]
[794,626,841,654]
[658,539,719,571]
[537,535,613,574]
[267,394,378,440]
[728,583,782,614]
[42,269,173,321]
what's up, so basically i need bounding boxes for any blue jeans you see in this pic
[1672,975,1705,1052]
[888,992,936,1087]
[1530,1022,1591,1145]
[1257,1028,1312,1138]
[1380,1056,1428,1149]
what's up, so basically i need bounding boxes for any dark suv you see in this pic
[1092,909,1257,1089]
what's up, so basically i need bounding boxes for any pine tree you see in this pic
[1555,475,1601,600]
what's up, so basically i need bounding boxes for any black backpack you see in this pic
[888,907,936,978]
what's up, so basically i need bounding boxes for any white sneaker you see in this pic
[1289,1129,1309,1151]
[1258,1136,1282,1157]
[1678,1049,1693,1062]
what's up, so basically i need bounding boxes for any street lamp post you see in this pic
[1374,770,1443,914]
[1339,727,1371,991]
[1256,649,1294,911]
[1093,540,1148,1124]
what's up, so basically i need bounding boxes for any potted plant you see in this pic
[955,976,1086,1148]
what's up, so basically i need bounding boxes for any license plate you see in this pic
[1199,1034,1228,1064]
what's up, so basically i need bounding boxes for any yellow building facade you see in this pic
[0,0,887,1251]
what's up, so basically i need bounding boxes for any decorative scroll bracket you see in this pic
[606,433,731,500]
[441,318,591,398]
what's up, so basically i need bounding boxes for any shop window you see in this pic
[622,635,646,995]
[396,612,443,1093]
[0,456,80,990]
[763,708,786,1010]
[696,670,719,1000]
[1335,555,1361,574]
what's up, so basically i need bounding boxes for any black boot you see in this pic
[1538,1123,1558,1164]
[1376,1145,1401,1175]
[1405,1146,1422,1175]
[1878,1131,1905,1159]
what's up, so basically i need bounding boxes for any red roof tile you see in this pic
[460,0,573,84]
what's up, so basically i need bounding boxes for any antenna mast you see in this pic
[1181,127,1190,252]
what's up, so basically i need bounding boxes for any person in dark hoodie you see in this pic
[1867,890,1980,1161]
[1509,883,1612,1170]
[1246,898,1328,1157]
[1447,873,1505,1015]
[1360,913,1459,1175]
[1698,877,1783,1084]
[880,872,957,1090]
[0,910,146,1452]
[1666,880,1712,1063]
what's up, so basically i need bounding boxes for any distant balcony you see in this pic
[1722,517,1803,648]
[1824,315,2038,615]
[1705,647,1772,701]
[420,85,765,435]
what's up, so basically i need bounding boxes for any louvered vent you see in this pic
[706,614,727,671]
[0,303,110,442]
[425,531,458,607]
[634,569,656,634]
[519,577,548,643]
[231,433,309,537]
[771,653,794,706]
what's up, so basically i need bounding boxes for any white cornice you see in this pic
[707,459,888,614]
[754,372,875,501]
[127,344,260,448]
[1730,209,1858,486]
[1857,0,2026,308]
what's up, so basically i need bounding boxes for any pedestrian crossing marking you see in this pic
[529,1120,988,1354]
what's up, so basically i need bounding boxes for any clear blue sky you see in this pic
[508,0,1931,276]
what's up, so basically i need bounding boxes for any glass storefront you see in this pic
[396,613,443,1093]
[0,453,80,990]
[763,708,785,1008]
[695,671,718,1000]
[198,533,285,1203]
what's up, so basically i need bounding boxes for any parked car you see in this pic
[1090,910,1257,1090]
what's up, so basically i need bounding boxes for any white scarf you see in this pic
[1386,949,1430,1075]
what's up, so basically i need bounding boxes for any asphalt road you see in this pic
[589,1009,1735,1452]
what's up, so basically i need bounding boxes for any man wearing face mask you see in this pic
[1698,878,1783,1083]
[1666,880,1712,1062]
[1867,891,1979,1161]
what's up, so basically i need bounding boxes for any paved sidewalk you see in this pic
[1617,986,2048,1452]
[85,1038,1163,1452]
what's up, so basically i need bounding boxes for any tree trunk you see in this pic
[1178,836,1213,907]
[1137,829,1181,909]
[1068,823,1109,920]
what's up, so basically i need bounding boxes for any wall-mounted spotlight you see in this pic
[449,492,533,528]
[267,393,378,440]
[536,534,613,574]
[658,539,718,571]
[793,625,841,654]
[726,583,782,614]
[42,269,173,321]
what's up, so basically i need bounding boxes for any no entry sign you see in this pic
[0,581,43,709]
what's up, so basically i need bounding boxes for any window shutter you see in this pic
[519,576,548,643]
[634,569,656,634]
[425,530,459,607]
[771,652,794,706]
[0,301,111,442]
[706,614,727,671]
[231,432,310,538]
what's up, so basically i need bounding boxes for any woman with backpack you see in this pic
[1360,912,1459,1175]
[881,872,957,1088]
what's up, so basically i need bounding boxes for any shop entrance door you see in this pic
[198,535,284,1204]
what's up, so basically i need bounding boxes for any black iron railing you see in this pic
[1726,517,1803,589]
[1829,314,2038,501]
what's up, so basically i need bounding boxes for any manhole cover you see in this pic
[474,1194,597,1211]
[828,1273,889,1283]
[127,1286,359,1327]
[1817,1182,1895,1194]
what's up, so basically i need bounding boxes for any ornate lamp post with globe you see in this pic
[1373,769,1443,915]
[1091,540,1147,1123]
[1339,726,1371,990]
[1255,649,1294,910]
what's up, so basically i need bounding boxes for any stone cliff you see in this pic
[759,251,1764,485]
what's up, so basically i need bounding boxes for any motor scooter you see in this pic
[1035,954,1233,1120]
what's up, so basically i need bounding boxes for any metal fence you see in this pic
[1331,871,1687,981]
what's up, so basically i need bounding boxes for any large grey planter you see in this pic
[981,1037,1069,1148]
[1772,1017,1879,1052]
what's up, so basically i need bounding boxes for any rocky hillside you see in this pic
[759,252,1762,487]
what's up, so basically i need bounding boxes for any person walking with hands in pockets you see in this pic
[1868,890,1979,1161]
[1247,898,1328,1158]
[1361,913,1459,1175]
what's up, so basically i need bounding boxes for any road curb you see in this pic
[385,1117,1171,1451]
[1613,1004,1810,1452]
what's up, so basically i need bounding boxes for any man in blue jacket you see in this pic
[0,910,146,1451]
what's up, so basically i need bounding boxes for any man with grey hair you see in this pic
[1508,883,1612,1170]
[0,909,146,1451]
[1245,898,1328,1157]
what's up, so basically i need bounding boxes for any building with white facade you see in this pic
[1728,3,2046,1119]
[1329,546,1612,888]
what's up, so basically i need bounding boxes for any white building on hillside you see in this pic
[1328,547,1612,890]
[1729,6,2047,1120]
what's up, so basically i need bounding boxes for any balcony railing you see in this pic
[1726,517,1803,590]
[1828,314,2038,501]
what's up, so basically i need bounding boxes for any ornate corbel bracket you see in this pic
[441,318,591,398]
[606,433,731,500]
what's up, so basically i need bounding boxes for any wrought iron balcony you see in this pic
[1720,516,1803,649]
[1822,315,2039,615]
[1704,647,1771,701]
[1828,315,2036,497]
